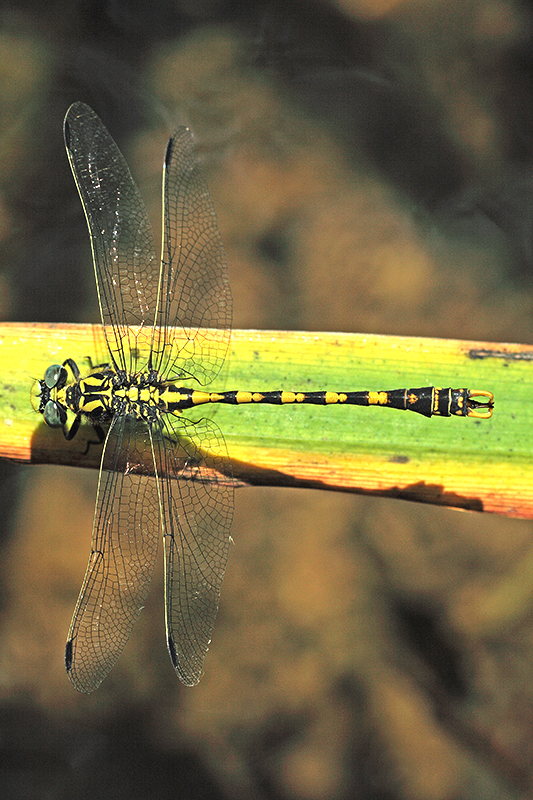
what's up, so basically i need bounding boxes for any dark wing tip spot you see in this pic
[65,638,74,671]
[167,634,178,667]
[64,119,71,150]
[167,634,199,686]
[164,137,174,168]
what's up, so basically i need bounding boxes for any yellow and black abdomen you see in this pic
[159,385,493,418]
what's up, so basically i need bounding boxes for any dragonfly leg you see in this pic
[62,412,105,456]
[85,356,112,372]
[62,358,81,381]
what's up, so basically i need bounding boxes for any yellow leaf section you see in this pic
[0,322,527,518]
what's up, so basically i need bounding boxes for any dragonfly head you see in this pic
[31,363,69,427]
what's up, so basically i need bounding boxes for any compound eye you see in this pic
[43,400,67,428]
[44,364,67,389]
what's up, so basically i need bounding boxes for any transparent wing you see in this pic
[64,104,232,386]
[154,414,234,686]
[152,127,232,385]
[64,104,234,690]
[63,102,158,373]
[65,416,160,693]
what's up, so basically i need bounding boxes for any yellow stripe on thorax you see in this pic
[77,376,113,413]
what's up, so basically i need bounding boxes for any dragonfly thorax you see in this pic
[35,361,200,432]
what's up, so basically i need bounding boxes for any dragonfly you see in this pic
[33,102,494,693]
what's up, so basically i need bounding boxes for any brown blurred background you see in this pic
[0,0,533,798]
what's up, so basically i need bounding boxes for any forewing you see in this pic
[154,414,234,686]
[65,416,160,693]
[64,102,158,373]
[152,127,232,384]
